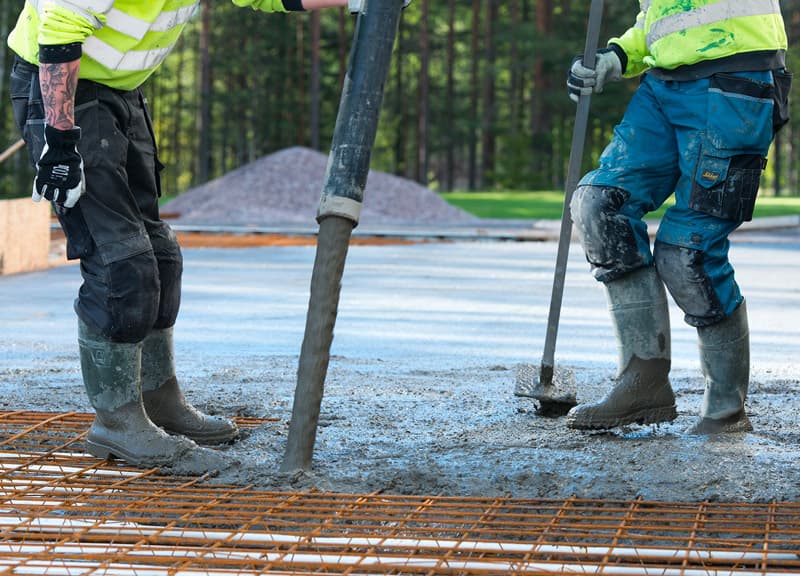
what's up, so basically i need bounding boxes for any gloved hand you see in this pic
[567,47,623,103]
[32,125,85,208]
[348,0,411,13]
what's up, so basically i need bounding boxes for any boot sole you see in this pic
[86,438,174,468]
[567,404,677,430]
[160,426,239,445]
[687,411,753,435]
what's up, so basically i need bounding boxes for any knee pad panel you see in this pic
[108,252,160,341]
[654,241,724,327]
[570,185,647,282]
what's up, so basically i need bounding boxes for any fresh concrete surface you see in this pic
[1,226,799,500]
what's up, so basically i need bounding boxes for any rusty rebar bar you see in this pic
[0,411,796,575]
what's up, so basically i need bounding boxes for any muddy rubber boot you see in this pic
[687,301,752,434]
[78,320,227,473]
[567,267,677,430]
[141,326,239,444]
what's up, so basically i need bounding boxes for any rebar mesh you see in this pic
[0,410,797,575]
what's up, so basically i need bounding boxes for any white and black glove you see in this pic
[348,0,411,13]
[567,47,623,103]
[32,125,86,208]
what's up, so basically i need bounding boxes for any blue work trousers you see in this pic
[576,70,779,326]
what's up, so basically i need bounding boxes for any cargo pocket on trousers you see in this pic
[74,96,112,170]
[706,73,773,152]
[772,68,792,134]
[689,152,766,222]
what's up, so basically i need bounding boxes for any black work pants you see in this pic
[10,56,182,343]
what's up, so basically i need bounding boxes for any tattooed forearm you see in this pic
[40,60,80,130]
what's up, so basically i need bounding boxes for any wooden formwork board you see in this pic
[0,198,50,276]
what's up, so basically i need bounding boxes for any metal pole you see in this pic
[539,0,604,386]
[281,0,404,472]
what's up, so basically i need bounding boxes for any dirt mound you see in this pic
[161,147,478,228]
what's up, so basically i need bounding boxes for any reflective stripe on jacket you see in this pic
[610,0,787,78]
[8,0,287,91]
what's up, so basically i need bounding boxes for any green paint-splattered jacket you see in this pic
[610,0,787,80]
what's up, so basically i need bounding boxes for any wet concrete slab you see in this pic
[1,230,798,500]
[3,230,797,374]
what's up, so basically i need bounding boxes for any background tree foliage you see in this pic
[0,0,798,199]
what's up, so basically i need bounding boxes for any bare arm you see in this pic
[33,53,85,208]
[39,59,80,130]
[300,0,347,9]
[301,0,409,13]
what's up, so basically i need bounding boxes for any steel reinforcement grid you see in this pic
[0,410,797,575]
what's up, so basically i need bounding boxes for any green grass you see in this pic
[441,190,800,220]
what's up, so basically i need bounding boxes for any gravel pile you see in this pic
[161,147,478,228]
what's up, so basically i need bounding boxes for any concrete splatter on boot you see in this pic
[567,267,676,430]
[141,326,239,444]
[687,301,752,434]
[78,320,229,474]
[567,357,675,429]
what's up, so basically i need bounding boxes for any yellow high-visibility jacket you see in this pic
[8,0,290,91]
[610,0,787,79]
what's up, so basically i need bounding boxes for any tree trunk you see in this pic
[468,0,481,189]
[480,0,496,187]
[310,12,321,149]
[392,19,408,176]
[444,0,456,191]
[196,0,212,184]
[169,38,186,195]
[509,0,520,136]
[338,10,348,87]
[296,17,306,145]
[0,0,10,119]
[531,0,554,186]
[416,0,430,185]
[773,129,782,196]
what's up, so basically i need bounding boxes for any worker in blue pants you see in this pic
[565,1,791,433]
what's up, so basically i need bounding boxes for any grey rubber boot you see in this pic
[141,326,239,444]
[687,300,752,434]
[567,266,677,429]
[78,319,225,473]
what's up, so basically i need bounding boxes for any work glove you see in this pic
[567,47,623,103]
[348,0,411,13]
[32,125,86,209]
